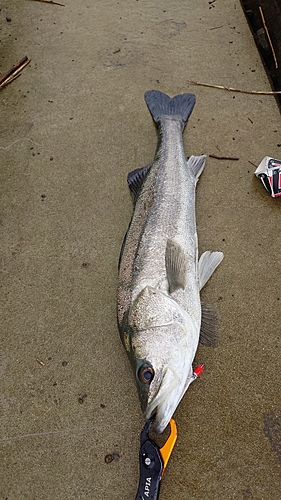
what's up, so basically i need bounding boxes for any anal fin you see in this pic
[198,251,223,290]
[186,155,206,181]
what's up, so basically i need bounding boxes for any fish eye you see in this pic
[138,364,154,384]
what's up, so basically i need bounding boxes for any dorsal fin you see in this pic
[165,240,189,293]
[127,164,152,201]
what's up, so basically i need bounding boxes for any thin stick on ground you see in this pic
[259,5,278,69]
[1,62,30,87]
[31,0,65,6]
[248,160,258,168]
[0,57,31,88]
[209,154,239,161]
[0,56,31,88]
[187,80,281,95]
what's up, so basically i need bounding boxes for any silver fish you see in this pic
[117,90,223,433]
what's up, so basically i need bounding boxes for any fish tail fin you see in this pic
[144,90,196,128]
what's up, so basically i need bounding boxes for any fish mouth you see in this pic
[145,365,193,434]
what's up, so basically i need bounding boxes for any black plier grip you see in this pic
[135,417,177,500]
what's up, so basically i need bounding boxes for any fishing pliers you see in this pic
[135,364,204,499]
[135,416,177,500]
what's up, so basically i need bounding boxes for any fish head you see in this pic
[127,287,199,433]
[131,323,196,433]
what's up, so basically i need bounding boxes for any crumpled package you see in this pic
[255,156,281,198]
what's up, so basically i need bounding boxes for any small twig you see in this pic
[209,154,239,161]
[1,62,30,86]
[36,358,46,366]
[31,0,65,6]
[259,5,278,69]
[0,56,30,88]
[0,56,28,86]
[3,73,22,86]
[187,80,281,95]
[248,160,258,168]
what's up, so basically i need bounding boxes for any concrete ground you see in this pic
[1,1,281,499]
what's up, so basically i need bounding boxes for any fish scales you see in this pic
[117,90,223,433]
[118,118,197,320]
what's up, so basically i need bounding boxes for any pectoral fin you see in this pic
[198,251,224,290]
[199,303,220,347]
[165,240,188,293]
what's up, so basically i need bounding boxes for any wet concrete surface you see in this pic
[1,1,281,499]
